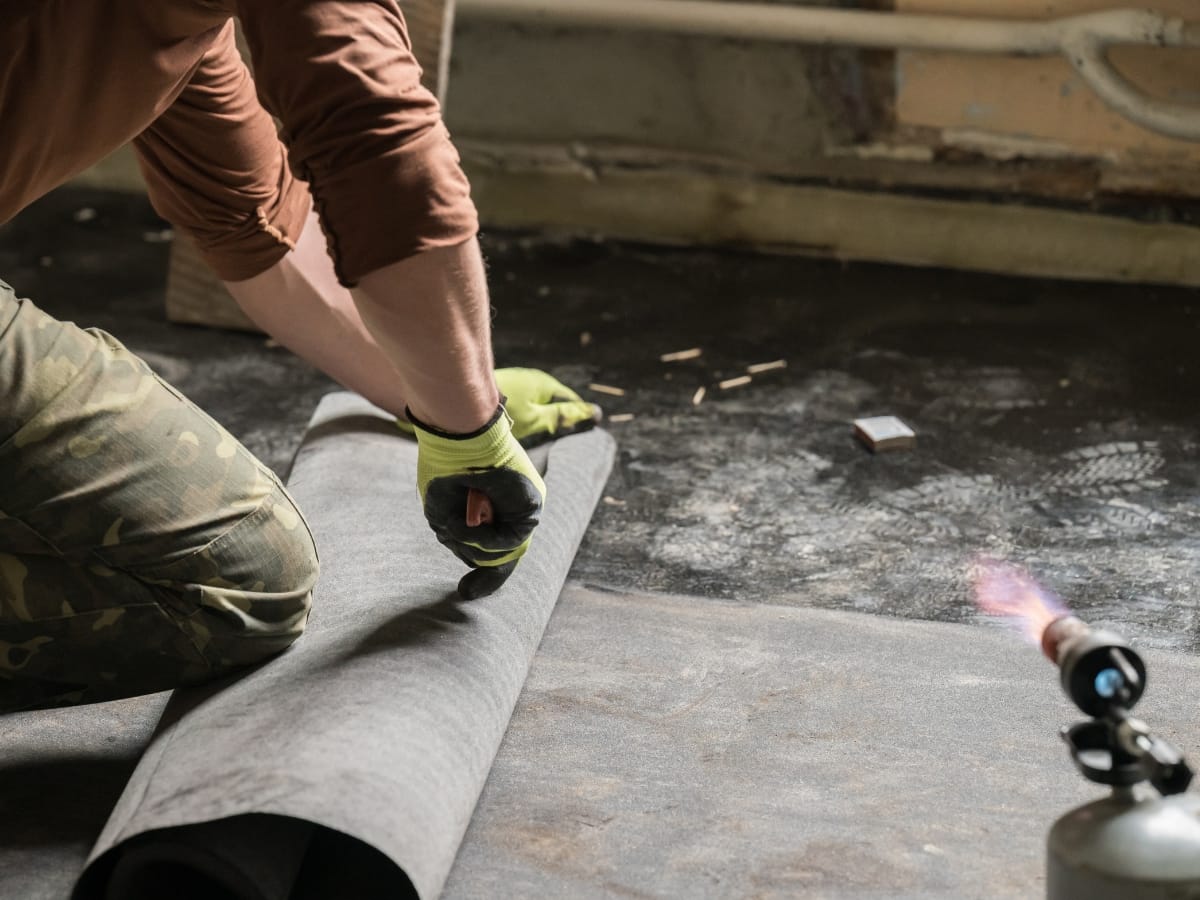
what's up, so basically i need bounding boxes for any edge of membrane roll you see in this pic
[73,392,616,899]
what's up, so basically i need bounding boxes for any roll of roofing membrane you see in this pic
[64,392,613,899]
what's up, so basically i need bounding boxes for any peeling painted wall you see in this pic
[897,0,1200,163]
[445,2,888,173]
[75,3,1200,194]
[447,0,1200,181]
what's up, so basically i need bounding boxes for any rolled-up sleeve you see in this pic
[235,0,480,286]
[134,20,312,282]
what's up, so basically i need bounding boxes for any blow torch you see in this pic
[973,560,1200,898]
[1038,614,1200,898]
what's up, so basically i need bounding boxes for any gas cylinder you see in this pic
[1048,784,1200,899]
[1040,618,1200,899]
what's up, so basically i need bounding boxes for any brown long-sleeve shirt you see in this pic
[1,0,478,285]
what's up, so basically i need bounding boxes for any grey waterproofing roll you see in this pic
[0,393,613,899]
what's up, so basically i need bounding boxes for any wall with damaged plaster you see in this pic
[896,0,1200,164]
[445,17,887,173]
[446,0,1200,191]
[443,0,1200,286]
[65,1,1200,292]
[75,2,1200,196]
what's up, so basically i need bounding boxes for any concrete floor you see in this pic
[2,187,1197,650]
[3,187,1200,897]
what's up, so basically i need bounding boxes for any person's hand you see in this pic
[493,368,599,447]
[408,405,546,599]
[397,368,599,448]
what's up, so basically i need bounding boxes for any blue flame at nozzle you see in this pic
[1094,668,1125,700]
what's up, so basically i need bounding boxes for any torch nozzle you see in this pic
[1041,615,1146,717]
[1041,615,1089,664]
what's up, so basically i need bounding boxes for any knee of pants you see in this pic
[145,488,321,670]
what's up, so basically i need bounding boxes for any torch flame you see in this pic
[972,557,1069,646]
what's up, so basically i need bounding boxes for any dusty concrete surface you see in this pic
[444,585,1200,899]
[2,187,1199,897]
[2,187,1198,653]
[480,237,1200,652]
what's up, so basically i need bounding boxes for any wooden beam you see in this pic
[465,159,1200,287]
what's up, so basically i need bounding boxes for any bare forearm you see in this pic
[353,238,500,434]
[225,212,498,434]
[223,210,410,417]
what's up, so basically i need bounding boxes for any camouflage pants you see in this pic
[0,280,318,712]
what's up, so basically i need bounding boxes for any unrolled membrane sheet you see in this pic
[69,392,615,899]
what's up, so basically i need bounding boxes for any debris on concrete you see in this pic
[608,413,635,423]
[692,386,706,406]
[72,207,97,223]
[602,496,627,507]
[719,375,752,391]
[746,359,787,374]
[589,383,626,397]
[660,348,702,363]
[580,331,592,347]
[142,228,175,244]
[854,415,917,452]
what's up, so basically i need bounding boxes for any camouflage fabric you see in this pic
[0,280,319,712]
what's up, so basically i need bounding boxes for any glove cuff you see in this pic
[404,404,505,441]
[406,404,515,464]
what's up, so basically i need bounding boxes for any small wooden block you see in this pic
[660,348,702,362]
[589,383,626,397]
[165,237,258,332]
[854,416,917,452]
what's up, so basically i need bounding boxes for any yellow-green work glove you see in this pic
[397,368,599,449]
[494,368,599,447]
[408,405,547,600]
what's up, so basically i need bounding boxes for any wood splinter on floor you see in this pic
[602,496,627,507]
[608,413,635,423]
[746,359,787,375]
[660,348,702,363]
[589,383,626,397]
[853,415,917,453]
[719,375,752,391]
[692,386,706,406]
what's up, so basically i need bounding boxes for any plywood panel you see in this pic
[896,0,1200,162]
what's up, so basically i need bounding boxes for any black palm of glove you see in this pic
[408,406,546,600]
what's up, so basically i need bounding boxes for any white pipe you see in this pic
[457,0,1200,142]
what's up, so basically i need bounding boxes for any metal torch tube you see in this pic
[1042,615,1089,665]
